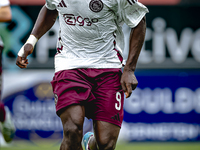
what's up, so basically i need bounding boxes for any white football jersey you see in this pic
[0,0,10,8]
[45,0,148,72]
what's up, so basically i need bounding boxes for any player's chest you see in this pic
[53,0,108,17]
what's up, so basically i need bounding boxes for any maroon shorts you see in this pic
[51,68,124,127]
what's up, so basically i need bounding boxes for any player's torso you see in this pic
[51,0,123,71]
[53,0,118,40]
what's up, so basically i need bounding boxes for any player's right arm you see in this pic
[16,6,58,69]
[0,5,12,22]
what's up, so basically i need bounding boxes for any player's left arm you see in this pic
[121,16,146,98]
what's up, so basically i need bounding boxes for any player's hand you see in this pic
[16,43,34,69]
[121,68,138,98]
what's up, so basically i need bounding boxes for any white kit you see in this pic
[45,0,148,72]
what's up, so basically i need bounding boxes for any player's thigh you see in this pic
[92,69,124,127]
[93,120,120,149]
[60,105,85,137]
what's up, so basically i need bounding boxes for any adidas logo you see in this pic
[127,0,137,5]
[57,0,67,7]
[111,113,120,122]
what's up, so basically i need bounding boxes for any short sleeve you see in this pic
[118,0,149,28]
[45,0,56,10]
[0,0,10,8]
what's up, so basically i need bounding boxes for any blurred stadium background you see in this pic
[0,0,200,149]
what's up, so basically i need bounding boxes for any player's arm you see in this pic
[16,6,58,69]
[121,16,146,98]
[0,5,12,22]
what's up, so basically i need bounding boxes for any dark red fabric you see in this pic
[51,68,124,127]
[0,102,5,122]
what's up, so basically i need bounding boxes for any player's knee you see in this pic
[97,138,117,150]
[60,122,83,149]
[63,122,82,140]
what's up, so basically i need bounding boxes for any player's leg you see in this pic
[92,121,120,150]
[0,102,5,122]
[0,44,5,122]
[0,44,3,100]
[82,121,120,150]
[0,104,16,143]
[82,68,124,150]
[51,69,97,150]
[0,45,16,143]
[59,104,85,150]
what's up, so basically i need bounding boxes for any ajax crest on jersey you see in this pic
[89,0,104,13]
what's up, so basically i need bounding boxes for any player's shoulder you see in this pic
[105,0,135,7]
[101,0,119,9]
[45,0,60,4]
[115,0,146,6]
[45,0,60,10]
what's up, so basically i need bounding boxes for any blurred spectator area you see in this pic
[181,0,200,5]
[10,0,45,5]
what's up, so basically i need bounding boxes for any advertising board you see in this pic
[120,69,200,141]
[1,5,200,70]
[2,69,200,141]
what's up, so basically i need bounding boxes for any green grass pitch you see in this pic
[1,140,200,150]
